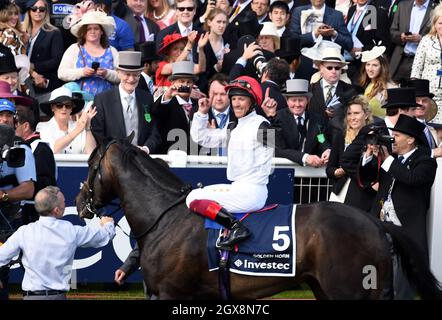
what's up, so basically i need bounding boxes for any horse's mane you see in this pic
[116,140,184,195]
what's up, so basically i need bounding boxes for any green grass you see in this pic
[9,283,315,300]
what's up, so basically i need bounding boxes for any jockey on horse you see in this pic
[187,75,276,248]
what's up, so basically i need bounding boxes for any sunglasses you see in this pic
[30,6,47,12]
[325,66,342,71]
[177,6,195,12]
[54,103,73,110]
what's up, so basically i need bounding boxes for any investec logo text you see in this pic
[236,259,290,270]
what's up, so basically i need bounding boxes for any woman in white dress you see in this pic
[37,86,97,154]
[411,3,442,124]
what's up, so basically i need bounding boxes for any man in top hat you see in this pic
[407,79,442,158]
[308,47,353,120]
[0,99,36,300]
[276,36,301,79]
[359,114,437,299]
[92,51,161,154]
[152,61,199,154]
[135,42,160,95]
[273,79,331,167]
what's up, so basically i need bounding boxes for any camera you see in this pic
[177,85,191,93]
[91,62,100,71]
[1,142,25,168]
[365,126,395,146]
[253,54,267,78]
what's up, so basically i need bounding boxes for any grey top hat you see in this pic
[282,79,312,98]
[168,61,197,81]
[117,51,144,72]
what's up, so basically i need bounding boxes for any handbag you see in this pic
[329,177,351,203]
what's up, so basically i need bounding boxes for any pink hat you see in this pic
[0,81,32,106]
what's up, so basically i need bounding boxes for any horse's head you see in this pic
[76,137,120,219]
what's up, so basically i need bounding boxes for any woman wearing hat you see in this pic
[257,21,280,54]
[359,45,397,119]
[58,10,119,97]
[37,86,97,154]
[155,31,208,89]
[22,0,64,94]
[0,0,28,55]
[186,75,276,248]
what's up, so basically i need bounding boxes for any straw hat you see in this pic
[259,22,280,50]
[361,45,386,63]
[301,37,342,61]
[313,47,349,65]
[70,10,116,38]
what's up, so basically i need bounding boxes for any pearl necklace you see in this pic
[153,9,167,20]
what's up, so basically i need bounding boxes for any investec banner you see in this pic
[10,165,294,283]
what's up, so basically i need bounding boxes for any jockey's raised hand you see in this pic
[198,95,213,115]
[261,87,277,118]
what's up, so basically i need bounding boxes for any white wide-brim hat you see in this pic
[70,10,116,38]
[361,45,386,63]
[313,47,349,65]
[259,22,280,50]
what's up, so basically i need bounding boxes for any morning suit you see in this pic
[151,95,199,154]
[360,147,437,258]
[272,108,330,165]
[91,87,161,153]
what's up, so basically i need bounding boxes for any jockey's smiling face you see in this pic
[231,95,253,118]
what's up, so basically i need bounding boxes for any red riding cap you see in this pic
[225,76,263,107]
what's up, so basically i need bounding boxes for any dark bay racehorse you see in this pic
[76,137,441,299]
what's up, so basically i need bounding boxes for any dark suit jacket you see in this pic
[389,0,436,75]
[30,28,64,93]
[123,9,159,44]
[289,5,353,51]
[272,108,330,165]
[92,87,161,153]
[151,95,199,154]
[155,22,203,53]
[360,147,437,257]
[309,80,354,120]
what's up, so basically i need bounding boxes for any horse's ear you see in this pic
[127,131,135,144]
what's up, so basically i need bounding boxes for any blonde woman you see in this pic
[146,0,176,30]
[359,45,397,119]
[326,95,374,210]
[22,0,64,94]
[0,0,28,55]
[411,3,442,124]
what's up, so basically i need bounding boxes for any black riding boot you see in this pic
[215,208,251,247]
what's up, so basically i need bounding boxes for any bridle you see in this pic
[82,140,192,239]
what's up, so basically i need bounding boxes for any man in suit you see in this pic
[152,61,199,154]
[135,41,160,95]
[273,79,331,167]
[407,79,442,158]
[229,0,254,25]
[289,0,352,80]
[251,0,271,23]
[269,1,292,38]
[123,0,159,44]
[92,51,161,153]
[389,0,436,83]
[359,114,437,298]
[308,47,353,121]
[156,0,203,53]
[191,73,236,156]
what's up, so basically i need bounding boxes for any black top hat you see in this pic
[135,41,160,63]
[382,88,420,109]
[0,44,19,74]
[276,36,301,62]
[234,11,263,39]
[405,79,435,98]
[388,114,428,147]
